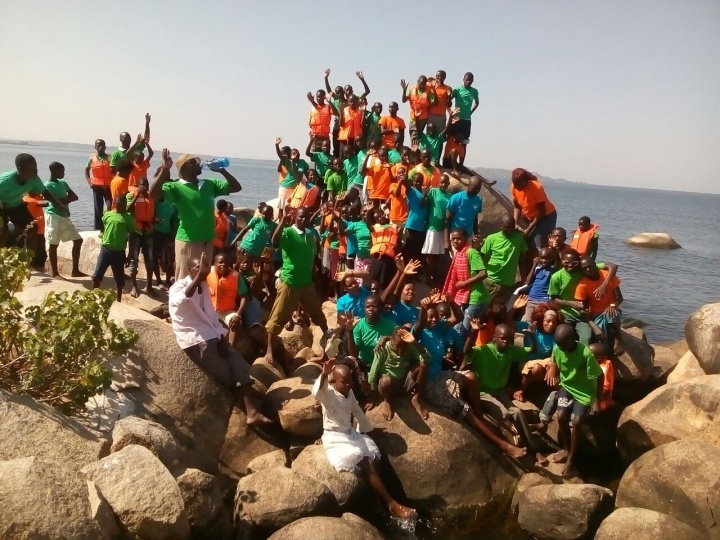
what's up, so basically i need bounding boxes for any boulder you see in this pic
[616,375,720,463]
[267,376,323,439]
[279,325,313,357]
[0,388,108,473]
[234,467,335,533]
[595,507,707,540]
[247,449,289,474]
[292,444,363,507]
[366,400,519,519]
[625,232,681,249]
[616,439,720,538]
[292,361,322,383]
[218,405,286,479]
[685,302,720,374]
[268,513,382,540]
[666,351,705,383]
[82,444,190,539]
[0,456,120,540]
[176,468,232,539]
[511,472,553,514]
[517,483,613,539]
[110,416,179,470]
[614,327,654,385]
[249,356,287,395]
[648,345,679,384]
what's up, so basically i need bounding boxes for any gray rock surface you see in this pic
[176,468,232,539]
[685,302,720,374]
[268,513,382,540]
[292,444,362,506]
[247,449,289,474]
[594,507,706,540]
[666,350,705,383]
[111,415,179,470]
[267,376,323,439]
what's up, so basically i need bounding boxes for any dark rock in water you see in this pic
[517,483,613,539]
[616,375,720,464]
[615,439,720,538]
[595,508,707,540]
[685,302,720,375]
[625,233,681,249]
[268,513,382,540]
[620,317,646,329]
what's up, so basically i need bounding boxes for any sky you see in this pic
[1,1,719,193]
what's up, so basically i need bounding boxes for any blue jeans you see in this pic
[456,303,488,341]
[528,210,558,250]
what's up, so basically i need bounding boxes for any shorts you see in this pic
[527,210,557,250]
[44,213,82,245]
[378,370,417,394]
[221,299,263,328]
[409,118,427,140]
[183,338,252,388]
[557,387,590,420]
[92,246,126,287]
[480,390,522,423]
[447,119,471,142]
[484,280,515,304]
[421,229,447,255]
[521,358,552,376]
[328,248,340,278]
[175,240,213,282]
[277,186,293,210]
[402,228,426,262]
[425,371,471,419]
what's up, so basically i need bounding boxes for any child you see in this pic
[324,157,348,201]
[152,176,177,290]
[368,327,429,421]
[362,147,393,209]
[340,207,372,272]
[417,121,450,165]
[109,158,135,202]
[545,324,604,477]
[368,210,401,289]
[225,201,237,249]
[522,247,556,321]
[126,178,155,297]
[207,252,242,342]
[130,144,153,187]
[421,173,451,286]
[43,162,85,278]
[92,194,137,302]
[306,134,332,180]
[232,204,276,263]
[589,343,614,411]
[570,216,599,260]
[347,295,398,368]
[402,173,428,263]
[514,305,563,402]
[312,358,416,518]
[213,199,229,256]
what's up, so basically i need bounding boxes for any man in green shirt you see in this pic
[480,215,528,303]
[149,149,242,281]
[91,194,138,302]
[545,324,603,477]
[110,113,150,170]
[0,153,66,267]
[44,162,85,279]
[367,327,429,421]
[265,207,328,349]
[447,72,479,143]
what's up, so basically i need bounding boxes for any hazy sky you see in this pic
[2,1,718,193]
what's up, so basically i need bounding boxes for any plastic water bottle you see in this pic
[203,157,230,169]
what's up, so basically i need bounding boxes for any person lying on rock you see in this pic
[168,252,275,427]
[313,357,417,519]
[367,327,429,420]
[543,324,604,477]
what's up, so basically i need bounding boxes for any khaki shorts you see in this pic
[265,279,327,335]
[175,240,213,281]
[45,213,81,245]
[521,358,552,375]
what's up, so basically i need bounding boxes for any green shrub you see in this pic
[0,248,137,414]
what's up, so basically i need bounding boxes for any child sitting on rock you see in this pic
[313,357,416,519]
[589,342,614,411]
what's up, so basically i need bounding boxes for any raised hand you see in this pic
[400,79,408,90]
[198,252,211,280]
[411,142,418,153]
[470,318,486,332]
[307,91,313,100]
[161,148,173,169]
[345,315,357,333]
[324,68,331,78]
[145,112,151,123]
[513,294,529,310]
[404,259,422,275]
[394,253,406,272]
[282,213,293,226]
[321,357,336,376]
[334,270,345,282]
[275,137,282,146]
[397,328,415,343]
[356,71,365,80]
[136,133,143,143]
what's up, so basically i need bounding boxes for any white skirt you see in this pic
[422,229,447,255]
[321,429,380,472]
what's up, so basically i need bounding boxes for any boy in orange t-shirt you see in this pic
[110,158,135,204]
[130,144,153,187]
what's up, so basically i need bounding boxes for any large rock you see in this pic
[234,467,335,533]
[666,350,705,383]
[616,375,720,463]
[517,483,613,540]
[0,457,119,540]
[268,513,382,540]
[250,356,287,395]
[267,376,323,439]
[616,439,720,538]
[247,449,289,473]
[595,507,707,540]
[82,444,190,539]
[278,325,313,357]
[292,444,362,507]
[511,472,553,514]
[446,171,514,236]
[110,416,179,470]
[0,389,108,472]
[685,302,720,374]
[614,327,654,385]
[625,232,681,249]
[176,468,232,539]
[367,400,519,519]
[648,345,680,384]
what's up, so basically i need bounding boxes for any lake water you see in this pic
[2,142,718,343]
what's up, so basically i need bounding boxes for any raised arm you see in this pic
[144,113,151,141]
[305,133,314,159]
[211,167,241,193]
[145,143,154,161]
[274,137,284,160]
[271,214,291,246]
[324,68,332,94]
[400,79,409,103]
[150,148,173,199]
[306,91,318,108]
[356,71,370,99]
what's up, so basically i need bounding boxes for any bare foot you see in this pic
[501,443,527,459]
[313,438,323,445]
[388,501,417,519]
[146,285,156,297]
[51,273,66,281]
[246,412,276,426]
[130,285,140,298]
[411,394,429,420]
[563,460,577,478]
[535,452,549,466]
[550,450,569,463]
[158,283,168,291]
[485,180,497,187]
[513,390,525,402]
[379,400,395,421]
[71,270,88,277]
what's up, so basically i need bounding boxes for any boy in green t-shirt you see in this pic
[231,204,276,262]
[324,157,348,201]
[306,134,331,180]
[545,323,604,477]
[92,194,137,302]
[367,327,429,421]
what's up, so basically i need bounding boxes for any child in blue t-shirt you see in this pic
[402,173,429,263]
[514,305,563,402]
[522,247,555,321]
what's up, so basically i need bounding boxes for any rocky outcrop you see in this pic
[267,376,323,439]
[666,350,705,383]
[625,232,681,249]
[595,508,707,540]
[110,416,179,470]
[0,389,108,472]
[176,468,232,539]
[511,472,553,514]
[247,449,289,474]
[250,356,287,395]
[234,467,335,534]
[268,513,382,540]
[685,302,720,374]
[367,400,519,519]
[616,375,720,463]
[82,444,190,540]
[292,444,363,507]
[0,457,120,540]
[615,439,720,538]
[614,328,654,385]
[517,483,613,539]
[648,345,680,384]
